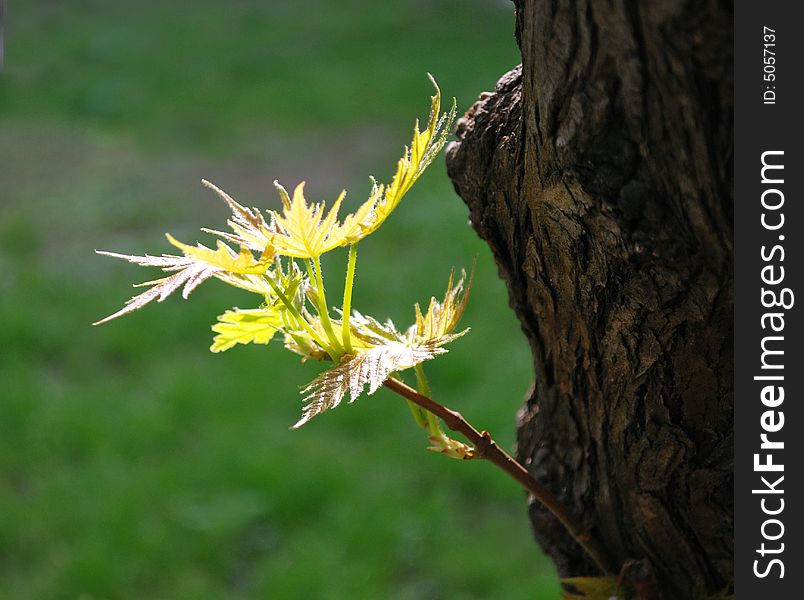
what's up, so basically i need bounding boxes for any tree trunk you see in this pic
[446,1,733,598]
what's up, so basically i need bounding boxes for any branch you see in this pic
[382,377,618,576]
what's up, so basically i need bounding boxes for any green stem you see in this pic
[265,272,330,354]
[341,243,358,354]
[414,364,445,439]
[308,257,344,357]
[392,373,428,429]
[280,310,314,356]
[406,400,429,430]
[414,363,432,397]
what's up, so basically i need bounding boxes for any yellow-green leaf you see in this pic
[264,75,457,259]
[408,267,472,345]
[283,313,372,362]
[294,340,448,427]
[560,576,618,599]
[200,179,276,253]
[210,308,283,353]
[93,250,222,325]
[267,182,348,258]
[166,233,271,274]
[341,74,457,242]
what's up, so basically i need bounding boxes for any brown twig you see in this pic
[383,377,618,576]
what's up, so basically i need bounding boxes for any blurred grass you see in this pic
[0,1,560,598]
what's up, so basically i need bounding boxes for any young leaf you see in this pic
[165,233,272,275]
[348,310,404,346]
[255,75,457,260]
[346,74,457,241]
[290,268,472,425]
[426,434,475,460]
[93,252,224,325]
[210,308,284,352]
[268,182,349,258]
[200,179,275,253]
[95,233,274,324]
[560,577,619,600]
[293,340,449,427]
[213,272,275,297]
[283,313,369,363]
[266,258,308,311]
[409,268,471,344]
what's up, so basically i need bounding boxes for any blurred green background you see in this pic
[0,1,559,598]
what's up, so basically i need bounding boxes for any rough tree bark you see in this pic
[446,1,732,598]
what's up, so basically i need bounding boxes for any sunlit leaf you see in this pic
[166,233,271,275]
[290,268,472,425]
[93,251,222,325]
[560,576,619,599]
[210,308,283,352]
[200,179,275,253]
[408,267,472,344]
[263,75,456,258]
[349,310,404,346]
[264,181,349,258]
[294,340,454,427]
[284,313,372,363]
[213,271,275,297]
[426,433,475,460]
[95,232,274,324]
[344,74,457,241]
[283,332,332,362]
[95,78,472,441]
